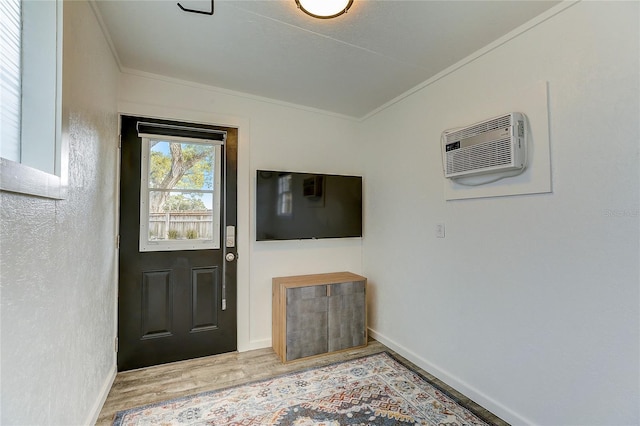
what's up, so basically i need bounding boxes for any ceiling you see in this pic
[94,0,559,118]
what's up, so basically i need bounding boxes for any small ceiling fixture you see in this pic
[177,0,213,15]
[295,0,353,19]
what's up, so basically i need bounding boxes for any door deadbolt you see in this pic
[225,252,236,262]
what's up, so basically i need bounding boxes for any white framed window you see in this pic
[139,136,222,252]
[0,0,65,199]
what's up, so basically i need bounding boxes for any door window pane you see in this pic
[148,141,215,190]
[140,138,221,251]
[148,191,214,241]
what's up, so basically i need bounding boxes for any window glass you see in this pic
[140,138,221,251]
[0,0,22,162]
[149,141,215,190]
[21,0,60,173]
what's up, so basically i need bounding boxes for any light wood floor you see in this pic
[96,340,508,425]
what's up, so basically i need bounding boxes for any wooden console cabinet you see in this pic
[272,272,367,363]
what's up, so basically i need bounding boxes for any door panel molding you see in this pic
[141,270,173,339]
[191,266,219,332]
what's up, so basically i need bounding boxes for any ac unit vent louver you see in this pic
[442,112,527,179]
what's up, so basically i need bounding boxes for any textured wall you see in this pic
[0,1,119,424]
[361,2,639,425]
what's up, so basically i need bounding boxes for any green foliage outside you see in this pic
[162,194,207,211]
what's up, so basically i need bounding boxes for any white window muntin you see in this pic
[139,136,223,252]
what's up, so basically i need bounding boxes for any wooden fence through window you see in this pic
[149,211,213,240]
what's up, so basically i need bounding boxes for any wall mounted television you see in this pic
[256,170,362,241]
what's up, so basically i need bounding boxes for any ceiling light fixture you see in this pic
[295,0,353,19]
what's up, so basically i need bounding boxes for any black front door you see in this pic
[118,115,237,371]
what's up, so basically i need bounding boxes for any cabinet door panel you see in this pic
[328,281,366,352]
[286,286,328,360]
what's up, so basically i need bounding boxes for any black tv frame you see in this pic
[255,170,363,241]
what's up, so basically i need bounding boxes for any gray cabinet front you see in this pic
[286,285,328,361]
[285,280,365,361]
[328,280,366,352]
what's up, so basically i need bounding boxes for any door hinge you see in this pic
[116,234,120,249]
[114,337,118,353]
[118,134,122,149]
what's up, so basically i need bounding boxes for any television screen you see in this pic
[256,170,362,241]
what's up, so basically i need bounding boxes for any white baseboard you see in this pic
[240,338,271,352]
[368,328,534,426]
[85,363,117,426]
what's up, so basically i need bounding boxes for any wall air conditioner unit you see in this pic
[442,112,527,179]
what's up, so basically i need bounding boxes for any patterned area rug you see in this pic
[113,352,490,425]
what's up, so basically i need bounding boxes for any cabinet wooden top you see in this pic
[273,271,366,288]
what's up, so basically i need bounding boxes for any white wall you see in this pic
[118,72,364,350]
[361,2,639,425]
[0,1,120,425]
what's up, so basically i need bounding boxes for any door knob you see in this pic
[225,252,236,262]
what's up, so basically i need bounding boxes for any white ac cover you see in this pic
[442,112,527,179]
